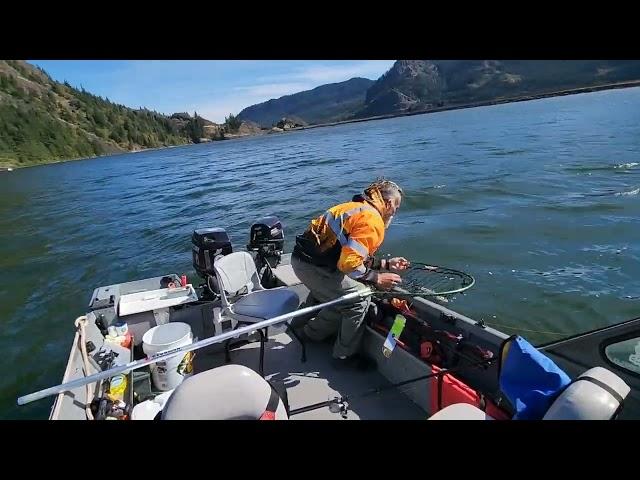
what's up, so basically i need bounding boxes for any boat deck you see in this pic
[194,330,427,420]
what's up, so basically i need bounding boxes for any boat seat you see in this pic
[232,288,300,319]
[428,403,495,420]
[429,366,630,420]
[542,367,630,420]
[162,364,289,420]
[213,251,306,376]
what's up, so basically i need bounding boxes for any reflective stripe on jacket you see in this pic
[302,199,385,280]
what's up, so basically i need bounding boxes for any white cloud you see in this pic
[198,61,395,122]
[193,82,318,122]
[293,61,395,83]
[233,82,313,98]
[101,60,396,123]
[256,60,395,84]
[231,61,397,104]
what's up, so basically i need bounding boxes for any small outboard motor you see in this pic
[192,228,232,296]
[247,216,285,285]
[247,216,284,266]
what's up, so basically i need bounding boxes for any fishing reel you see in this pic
[329,396,349,419]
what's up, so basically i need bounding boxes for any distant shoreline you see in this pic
[290,80,640,131]
[2,143,191,170]
[6,80,640,170]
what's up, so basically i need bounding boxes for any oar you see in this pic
[17,288,373,406]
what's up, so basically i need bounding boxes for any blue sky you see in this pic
[27,60,395,123]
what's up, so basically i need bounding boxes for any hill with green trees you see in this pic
[0,60,221,168]
[5,59,640,168]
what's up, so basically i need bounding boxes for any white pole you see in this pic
[17,288,372,406]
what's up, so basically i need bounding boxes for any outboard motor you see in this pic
[192,227,232,295]
[247,216,284,270]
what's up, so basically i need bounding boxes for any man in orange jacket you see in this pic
[292,178,410,367]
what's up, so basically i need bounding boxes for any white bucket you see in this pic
[142,322,193,391]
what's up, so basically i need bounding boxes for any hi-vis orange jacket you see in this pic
[293,189,388,282]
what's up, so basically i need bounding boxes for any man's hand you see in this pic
[388,257,410,271]
[376,272,402,290]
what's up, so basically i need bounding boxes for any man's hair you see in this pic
[364,178,403,202]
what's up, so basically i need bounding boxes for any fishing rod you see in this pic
[289,301,499,418]
[288,355,498,418]
[17,288,374,406]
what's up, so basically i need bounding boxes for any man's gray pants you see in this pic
[291,255,371,359]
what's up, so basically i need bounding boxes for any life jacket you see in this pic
[293,190,386,279]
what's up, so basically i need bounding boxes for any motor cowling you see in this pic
[247,216,284,258]
[192,227,232,278]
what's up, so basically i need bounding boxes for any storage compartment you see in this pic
[118,285,199,316]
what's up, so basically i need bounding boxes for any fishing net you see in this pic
[372,263,475,298]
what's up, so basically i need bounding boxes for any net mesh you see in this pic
[383,264,475,297]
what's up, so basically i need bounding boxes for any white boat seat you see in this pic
[542,367,630,420]
[162,365,288,420]
[428,403,495,420]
